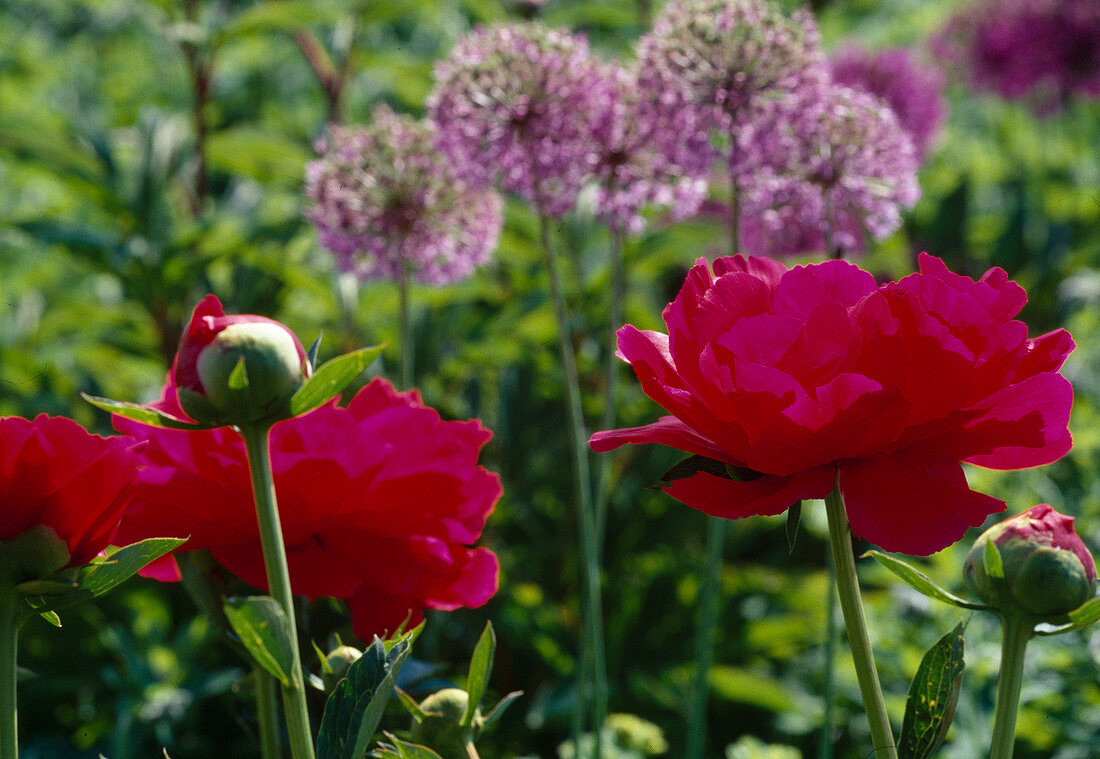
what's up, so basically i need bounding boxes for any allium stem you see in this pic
[538,214,608,752]
[240,424,316,759]
[398,265,414,389]
[595,227,627,548]
[730,173,741,256]
[0,586,19,759]
[824,484,898,759]
[989,615,1032,759]
[256,667,284,759]
[685,516,726,759]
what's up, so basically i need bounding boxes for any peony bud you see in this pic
[173,295,310,426]
[321,644,362,691]
[964,504,1097,621]
[410,688,481,758]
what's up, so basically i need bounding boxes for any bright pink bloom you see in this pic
[0,415,137,567]
[988,504,1096,582]
[590,254,1074,555]
[114,377,500,638]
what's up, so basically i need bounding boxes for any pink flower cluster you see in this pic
[305,105,502,285]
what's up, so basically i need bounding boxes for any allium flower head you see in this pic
[305,105,503,285]
[590,254,1074,556]
[114,376,501,638]
[634,0,825,172]
[933,0,1100,112]
[589,61,708,234]
[428,22,613,218]
[829,45,947,160]
[738,82,920,257]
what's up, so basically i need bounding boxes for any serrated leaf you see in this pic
[463,621,496,728]
[785,500,802,554]
[864,550,991,611]
[898,621,966,759]
[1036,596,1100,636]
[228,357,250,390]
[224,596,296,688]
[481,691,523,729]
[288,346,384,417]
[316,634,412,759]
[82,393,220,431]
[984,539,1004,580]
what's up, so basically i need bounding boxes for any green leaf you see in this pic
[316,634,412,759]
[218,0,344,40]
[863,550,992,611]
[394,687,428,722]
[898,621,966,759]
[1036,596,1100,636]
[481,691,523,729]
[371,734,444,759]
[228,357,250,390]
[307,333,323,373]
[463,621,496,728]
[984,539,1005,580]
[785,500,802,554]
[224,596,296,688]
[653,455,731,489]
[289,346,384,417]
[81,393,220,431]
[39,611,62,628]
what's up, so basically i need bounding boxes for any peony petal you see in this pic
[589,416,733,462]
[960,372,1073,469]
[137,554,183,582]
[663,466,835,520]
[772,258,877,318]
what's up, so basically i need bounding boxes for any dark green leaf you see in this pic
[316,634,412,759]
[463,621,496,727]
[307,333,323,373]
[652,455,731,489]
[371,734,443,759]
[481,691,523,729]
[288,346,384,417]
[1037,596,1100,636]
[81,393,220,431]
[785,500,802,554]
[864,550,991,611]
[898,621,966,759]
[983,539,1004,580]
[224,596,296,688]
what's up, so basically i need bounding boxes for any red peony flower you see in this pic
[113,376,500,638]
[0,415,138,568]
[590,254,1074,555]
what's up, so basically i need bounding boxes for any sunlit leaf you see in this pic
[898,621,966,759]
[81,393,219,430]
[463,621,495,728]
[864,550,991,611]
[288,345,384,417]
[224,596,296,688]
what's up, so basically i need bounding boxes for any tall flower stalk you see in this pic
[0,588,18,759]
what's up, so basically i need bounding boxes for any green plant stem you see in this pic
[824,485,897,759]
[594,226,626,549]
[818,555,838,759]
[538,215,607,753]
[399,265,413,389]
[685,516,726,759]
[240,424,316,759]
[0,586,19,759]
[730,173,741,256]
[464,739,481,759]
[989,615,1033,759]
[256,667,284,759]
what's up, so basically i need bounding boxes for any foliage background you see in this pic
[1,0,1099,757]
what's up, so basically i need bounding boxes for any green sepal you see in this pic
[228,356,250,390]
[289,345,385,417]
[370,733,444,759]
[983,539,1005,580]
[39,611,62,628]
[1035,595,1100,636]
[82,393,223,431]
[224,596,297,688]
[481,690,523,729]
[898,621,967,759]
[863,550,992,611]
[463,621,496,728]
[307,332,323,373]
[395,687,428,722]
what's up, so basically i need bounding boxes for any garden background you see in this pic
[1,0,1099,757]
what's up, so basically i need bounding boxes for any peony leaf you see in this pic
[983,539,1004,580]
[394,687,428,722]
[289,345,385,417]
[316,632,412,759]
[371,734,444,759]
[785,500,802,553]
[463,621,496,728]
[224,596,296,688]
[653,455,732,488]
[898,621,966,759]
[39,611,62,628]
[481,691,523,729]
[81,393,221,431]
[863,550,992,611]
[1036,596,1100,636]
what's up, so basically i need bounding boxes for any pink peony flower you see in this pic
[113,376,500,638]
[590,254,1074,555]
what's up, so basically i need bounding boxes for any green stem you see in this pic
[256,667,284,759]
[685,517,726,759]
[989,615,1032,759]
[240,424,316,759]
[594,226,626,549]
[730,173,740,257]
[817,554,838,759]
[824,485,898,759]
[398,265,413,389]
[0,586,19,759]
[538,215,607,752]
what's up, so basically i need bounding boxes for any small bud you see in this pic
[964,504,1097,622]
[0,525,72,583]
[410,688,480,758]
[321,645,362,691]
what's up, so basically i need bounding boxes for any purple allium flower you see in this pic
[304,105,503,286]
[427,22,613,219]
[589,61,708,234]
[633,0,825,174]
[738,83,920,257]
[933,0,1100,113]
[829,45,947,161]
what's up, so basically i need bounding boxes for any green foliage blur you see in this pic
[1,1,1099,758]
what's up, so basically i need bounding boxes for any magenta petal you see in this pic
[663,466,835,520]
[136,554,183,582]
[589,416,732,462]
[839,454,1005,555]
[961,372,1073,469]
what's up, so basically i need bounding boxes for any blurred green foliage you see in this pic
[1,0,1099,758]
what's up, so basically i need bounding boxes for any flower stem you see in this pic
[817,554,838,759]
[730,174,741,257]
[823,485,897,759]
[989,615,1032,759]
[538,214,607,752]
[685,516,726,759]
[595,226,626,549]
[398,265,413,389]
[256,666,284,759]
[240,424,316,759]
[0,586,19,759]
